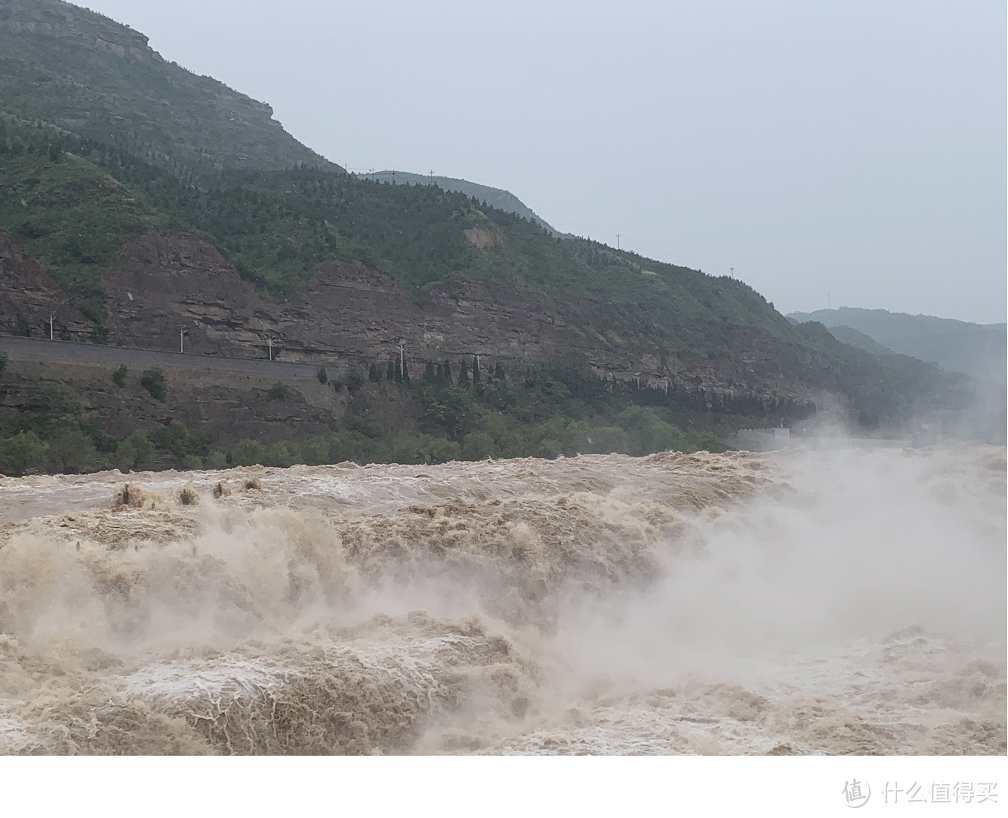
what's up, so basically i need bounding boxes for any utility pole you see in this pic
[429,170,433,184]
[399,340,405,373]
[268,337,275,361]
[179,325,187,353]
[49,312,55,340]
[730,266,735,279]
[616,233,620,250]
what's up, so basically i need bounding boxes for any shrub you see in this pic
[538,438,563,459]
[230,439,266,466]
[147,420,211,461]
[0,431,46,476]
[13,309,31,337]
[139,368,166,401]
[112,364,127,387]
[461,431,495,460]
[317,366,328,384]
[0,351,8,375]
[115,430,153,472]
[266,440,300,468]
[300,435,329,466]
[267,381,297,401]
[204,451,229,470]
[46,429,102,474]
[339,366,366,393]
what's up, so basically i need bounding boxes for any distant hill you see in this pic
[367,170,556,234]
[0,0,338,180]
[789,308,1007,383]
[826,325,894,356]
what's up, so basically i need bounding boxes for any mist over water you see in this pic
[0,445,1003,755]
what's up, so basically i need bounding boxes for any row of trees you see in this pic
[357,355,507,388]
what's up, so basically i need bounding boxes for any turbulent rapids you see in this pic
[0,446,1004,755]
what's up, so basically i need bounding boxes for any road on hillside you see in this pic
[0,336,346,380]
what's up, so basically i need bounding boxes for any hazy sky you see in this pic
[83,0,1006,324]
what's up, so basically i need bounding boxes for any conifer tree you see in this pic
[425,360,436,381]
[459,359,469,387]
[472,355,481,384]
[494,361,505,381]
[369,363,380,383]
[402,360,410,384]
[443,359,452,385]
[387,358,395,382]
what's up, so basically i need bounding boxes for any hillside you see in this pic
[825,325,894,356]
[367,170,557,234]
[0,117,804,358]
[0,1,983,476]
[0,0,337,180]
[788,308,1007,383]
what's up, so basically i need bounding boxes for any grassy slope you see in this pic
[0,0,336,180]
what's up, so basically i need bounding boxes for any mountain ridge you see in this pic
[788,307,1007,383]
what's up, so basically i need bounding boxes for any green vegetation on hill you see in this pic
[369,169,557,234]
[0,124,166,332]
[0,116,797,355]
[0,0,335,181]
[0,354,742,476]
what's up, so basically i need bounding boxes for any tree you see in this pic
[139,368,166,401]
[442,359,453,385]
[317,366,328,384]
[462,431,494,460]
[458,359,469,387]
[112,364,128,387]
[494,361,505,381]
[387,358,395,382]
[368,363,381,383]
[472,355,481,384]
[402,359,410,385]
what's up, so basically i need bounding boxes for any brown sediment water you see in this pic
[0,447,1003,755]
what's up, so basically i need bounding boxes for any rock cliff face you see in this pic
[96,229,830,402]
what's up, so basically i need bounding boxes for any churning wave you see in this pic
[0,446,1004,754]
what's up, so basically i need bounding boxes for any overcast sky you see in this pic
[83,0,1006,324]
